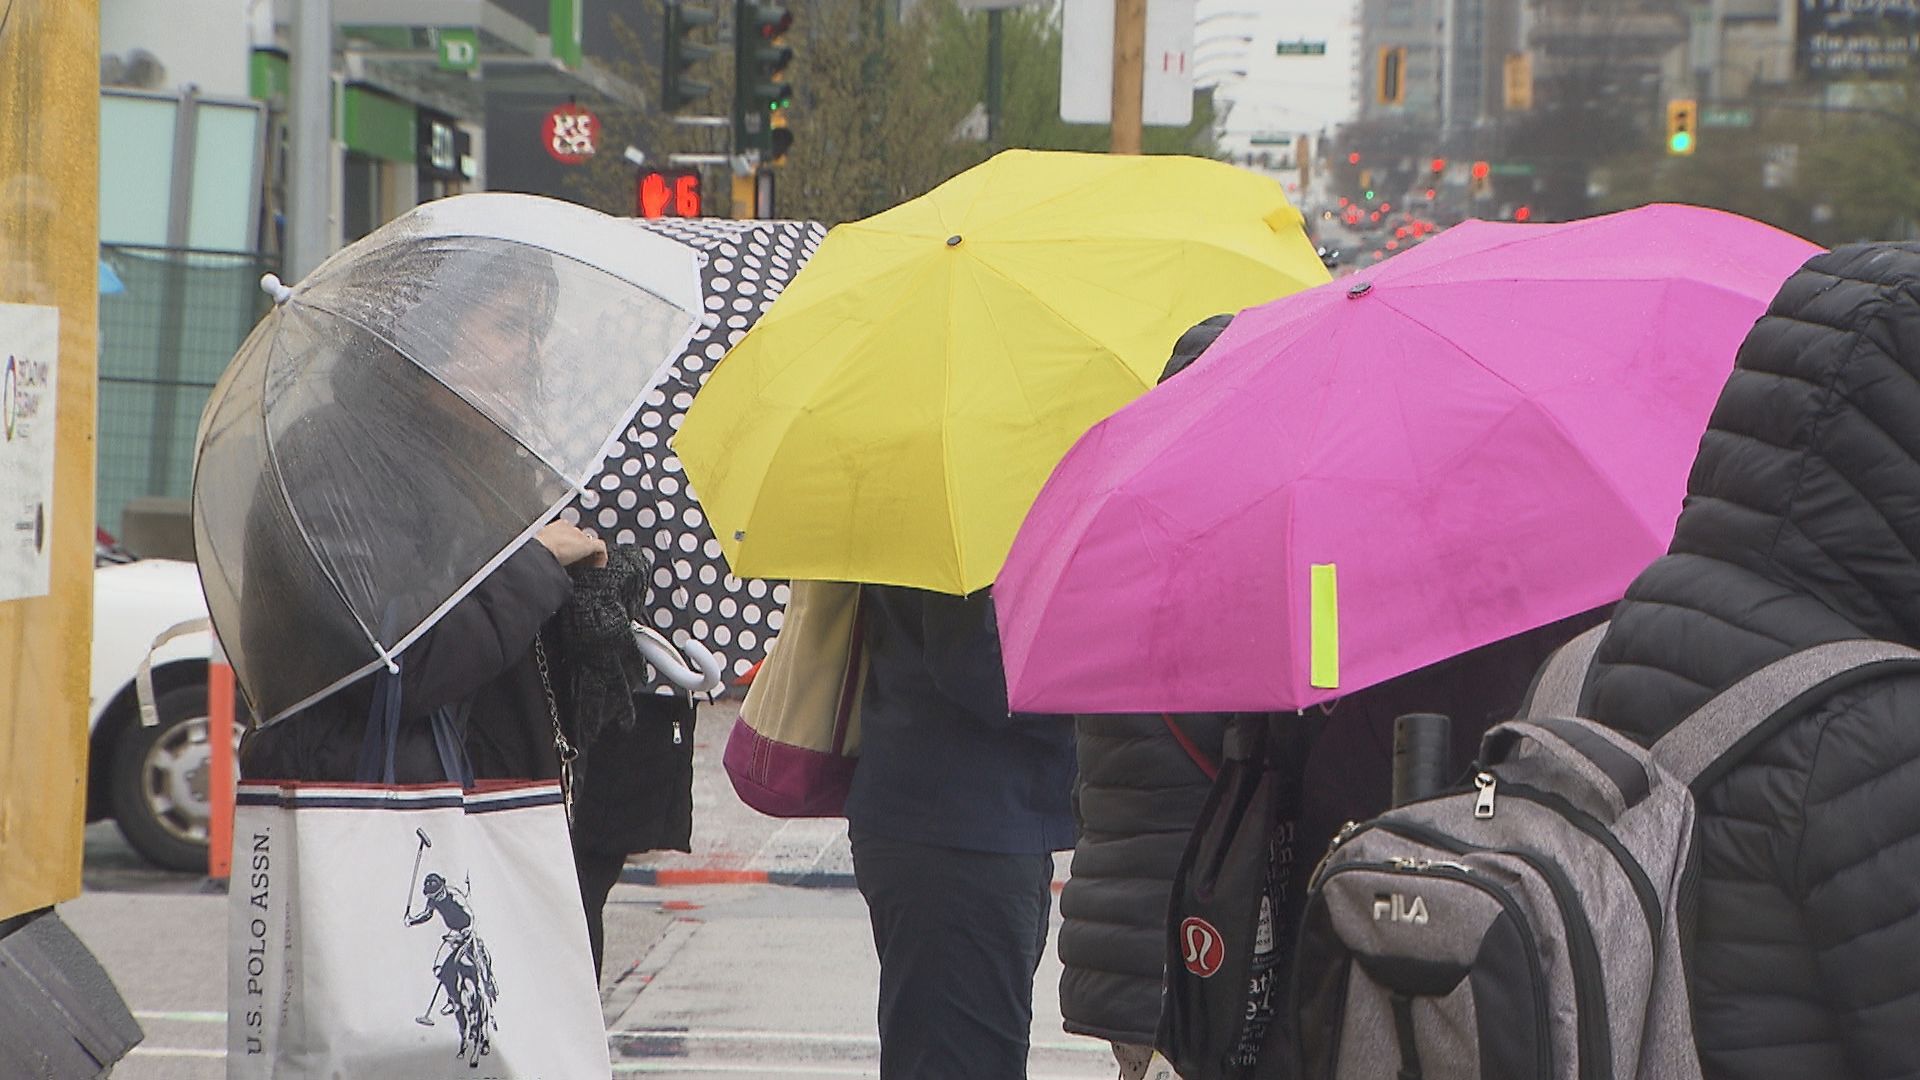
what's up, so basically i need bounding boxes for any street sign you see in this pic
[1059,0,1197,127]
[436,28,479,72]
[542,104,599,164]
[1700,106,1754,128]
[1489,162,1534,177]
[1275,40,1326,56]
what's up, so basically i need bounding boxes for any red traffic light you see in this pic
[1470,160,1491,180]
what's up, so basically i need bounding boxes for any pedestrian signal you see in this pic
[637,168,703,219]
[1667,98,1697,156]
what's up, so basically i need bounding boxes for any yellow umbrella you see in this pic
[675,149,1330,594]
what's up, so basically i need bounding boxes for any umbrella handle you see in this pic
[631,622,726,695]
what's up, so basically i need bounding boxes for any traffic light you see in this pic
[663,1,717,113]
[735,0,794,153]
[636,168,703,219]
[768,109,792,166]
[1469,159,1490,197]
[1667,98,1697,156]
[1377,46,1407,106]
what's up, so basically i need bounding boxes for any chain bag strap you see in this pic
[533,635,577,827]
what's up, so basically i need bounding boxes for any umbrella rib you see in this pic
[254,325,403,673]
[1371,294,1528,396]
[296,296,585,490]
[963,256,1154,390]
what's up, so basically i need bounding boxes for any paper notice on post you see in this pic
[0,303,58,602]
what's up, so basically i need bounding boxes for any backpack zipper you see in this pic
[1362,817,1611,1080]
[1317,860,1552,1080]
[1474,771,1498,818]
[1496,780,1661,936]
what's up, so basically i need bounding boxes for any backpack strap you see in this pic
[1522,622,1610,719]
[1653,640,1920,790]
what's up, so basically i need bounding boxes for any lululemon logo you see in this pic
[1179,917,1225,978]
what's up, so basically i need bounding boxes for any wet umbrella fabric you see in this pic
[193,193,703,725]
[996,204,1824,714]
[563,218,825,687]
[674,149,1332,595]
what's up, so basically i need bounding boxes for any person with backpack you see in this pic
[1297,243,1920,1080]
[1060,316,1605,1079]
[1570,243,1920,1077]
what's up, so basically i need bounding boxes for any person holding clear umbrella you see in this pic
[235,243,613,785]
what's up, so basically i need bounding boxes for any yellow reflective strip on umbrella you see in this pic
[1310,563,1339,689]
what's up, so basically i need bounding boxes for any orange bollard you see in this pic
[207,647,236,881]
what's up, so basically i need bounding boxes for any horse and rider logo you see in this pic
[404,827,499,1066]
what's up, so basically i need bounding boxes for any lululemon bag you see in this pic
[1159,714,1312,1080]
[1293,625,1920,1080]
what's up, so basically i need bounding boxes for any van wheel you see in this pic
[110,683,237,873]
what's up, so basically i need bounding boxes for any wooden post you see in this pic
[206,648,236,881]
[1111,0,1146,154]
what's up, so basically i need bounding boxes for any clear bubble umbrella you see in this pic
[192,193,704,725]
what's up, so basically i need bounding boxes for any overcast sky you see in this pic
[1207,0,1361,146]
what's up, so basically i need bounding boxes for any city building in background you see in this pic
[93,0,644,544]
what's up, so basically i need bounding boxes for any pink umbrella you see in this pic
[996,204,1821,714]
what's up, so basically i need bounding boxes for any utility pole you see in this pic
[1111,0,1146,154]
[986,8,1005,146]
[286,0,333,281]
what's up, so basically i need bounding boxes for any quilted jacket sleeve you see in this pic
[1793,676,1920,1078]
[397,541,574,716]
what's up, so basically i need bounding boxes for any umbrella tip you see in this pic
[259,273,293,306]
[946,235,963,248]
[1347,281,1374,299]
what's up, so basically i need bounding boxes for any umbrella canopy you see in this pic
[193,193,703,724]
[674,149,1331,595]
[565,218,827,686]
[996,204,1823,714]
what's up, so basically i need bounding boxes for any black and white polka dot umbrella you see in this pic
[563,219,827,691]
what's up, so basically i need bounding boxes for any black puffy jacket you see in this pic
[1580,243,1920,1080]
[1057,612,1600,1045]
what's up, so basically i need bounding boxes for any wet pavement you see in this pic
[63,702,1110,1079]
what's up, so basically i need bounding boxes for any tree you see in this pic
[1593,76,1920,247]
[922,3,1217,157]
[568,0,1219,226]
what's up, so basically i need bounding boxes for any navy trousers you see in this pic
[851,829,1055,1080]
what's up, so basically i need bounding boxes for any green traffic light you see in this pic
[1669,131,1693,154]
[1364,190,1375,201]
